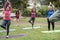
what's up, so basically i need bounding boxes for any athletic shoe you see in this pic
[6,35,9,38]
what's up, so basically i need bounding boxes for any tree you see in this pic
[46,0,60,7]
[10,0,29,16]
[10,0,29,10]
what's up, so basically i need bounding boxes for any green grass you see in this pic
[0,17,60,40]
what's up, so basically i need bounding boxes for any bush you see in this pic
[53,1,60,7]
[22,6,48,17]
[12,6,48,17]
[22,9,31,17]
[12,9,16,13]
[37,6,48,17]
[37,12,41,17]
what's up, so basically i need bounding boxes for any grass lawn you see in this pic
[0,17,60,40]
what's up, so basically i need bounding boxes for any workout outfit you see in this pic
[15,10,20,19]
[0,2,12,36]
[29,9,36,28]
[47,10,54,30]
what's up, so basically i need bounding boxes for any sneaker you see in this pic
[6,35,9,38]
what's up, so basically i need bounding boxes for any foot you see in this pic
[32,27,33,29]
[29,21,32,24]
[6,35,9,38]
[53,29,54,31]
[48,29,50,31]
[32,26,34,29]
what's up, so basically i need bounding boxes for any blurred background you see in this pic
[0,0,60,17]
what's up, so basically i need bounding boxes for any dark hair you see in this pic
[50,4,52,6]
[6,2,10,8]
[32,8,36,12]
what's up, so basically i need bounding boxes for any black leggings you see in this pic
[29,18,35,28]
[47,19,54,30]
[0,20,11,36]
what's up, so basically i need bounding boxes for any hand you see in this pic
[7,0,10,3]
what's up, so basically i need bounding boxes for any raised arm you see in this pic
[4,2,7,11]
[9,3,12,13]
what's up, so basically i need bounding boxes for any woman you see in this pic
[15,9,21,26]
[29,7,36,29]
[47,3,54,31]
[0,0,12,38]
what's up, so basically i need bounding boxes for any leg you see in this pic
[51,22,54,30]
[16,19,19,23]
[0,20,7,30]
[6,20,11,36]
[0,25,6,30]
[17,19,19,25]
[16,19,19,26]
[47,19,50,31]
[29,18,32,24]
[32,18,35,29]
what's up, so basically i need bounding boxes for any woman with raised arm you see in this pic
[0,0,12,38]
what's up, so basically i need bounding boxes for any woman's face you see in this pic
[6,7,9,10]
[33,8,35,11]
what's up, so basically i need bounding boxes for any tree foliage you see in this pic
[10,0,29,10]
[46,0,60,7]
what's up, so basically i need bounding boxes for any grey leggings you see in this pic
[29,18,35,27]
[0,20,11,36]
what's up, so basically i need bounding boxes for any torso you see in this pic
[16,10,20,18]
[31,11,36,18]
[4,10,11,20]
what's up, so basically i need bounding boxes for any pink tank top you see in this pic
[4,11,11,20]
[4,2,12,20]
[31,12,36,18]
